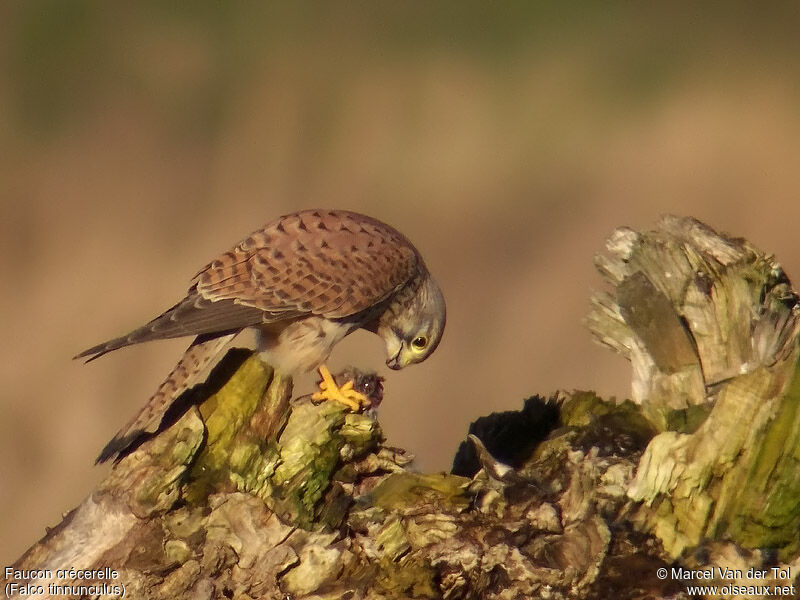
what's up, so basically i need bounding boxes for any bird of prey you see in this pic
[77,209,446,463]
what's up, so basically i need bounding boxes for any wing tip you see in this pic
[74,347,108,363]
[74,337,133,362]
[95,444,117,464]
[95,431,141,464]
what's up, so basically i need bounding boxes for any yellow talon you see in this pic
[312,364,371,411]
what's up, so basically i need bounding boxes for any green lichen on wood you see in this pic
[367,472,470,513]
[374,555,439,599]
[175,351,384,529]
[558,391,609,427]
[560,391,653,430]
[270,400,351,525]
[101,408,206,518]
[260,399,382,529]
[376,517,410,561]
[717,352,800,556]
[557,391,656,453]
[664,404,711,434]
[183,354,280,504]
[630,349,800,558]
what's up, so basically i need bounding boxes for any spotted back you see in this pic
[195,209,421,320]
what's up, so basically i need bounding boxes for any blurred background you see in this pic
[2,2,800,563]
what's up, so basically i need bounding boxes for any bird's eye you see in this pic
[411,336,428,351]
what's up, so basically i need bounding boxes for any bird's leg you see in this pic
[312,364,371,411]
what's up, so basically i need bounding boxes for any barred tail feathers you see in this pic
[96,332,237,463]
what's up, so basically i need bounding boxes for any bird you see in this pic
[76,209,446,463]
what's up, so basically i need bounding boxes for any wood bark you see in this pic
[4,215,800,599]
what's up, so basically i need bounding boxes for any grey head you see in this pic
[372,272,446,370]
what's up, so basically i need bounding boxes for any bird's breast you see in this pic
[254,317,352,375]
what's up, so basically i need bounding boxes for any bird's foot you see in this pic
[312,364,371,411]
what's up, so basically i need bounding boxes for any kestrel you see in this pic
[77,209,446,462]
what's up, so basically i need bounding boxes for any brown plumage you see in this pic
[77,209,446,462]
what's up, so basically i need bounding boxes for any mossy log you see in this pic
[5,215,800,599]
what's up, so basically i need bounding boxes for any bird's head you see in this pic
[375,274,446,370]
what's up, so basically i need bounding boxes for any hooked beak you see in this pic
[386,345,405,370]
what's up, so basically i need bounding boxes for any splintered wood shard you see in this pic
[588,215,799,423]
[589,215,800,559]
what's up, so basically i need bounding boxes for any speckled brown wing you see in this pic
[195,209,420,319]
[76,209,420,362]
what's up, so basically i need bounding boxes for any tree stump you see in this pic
[4,215,800,599]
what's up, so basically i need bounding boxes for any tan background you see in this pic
[3,3,800,563]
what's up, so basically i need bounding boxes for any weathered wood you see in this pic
[10,359,651,598]
[588,217,800,558]
[6,215,800,599]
